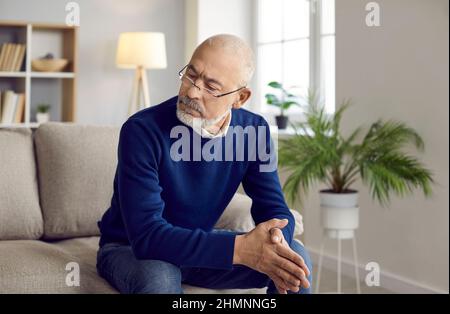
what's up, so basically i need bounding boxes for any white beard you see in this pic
[176,102,232,138]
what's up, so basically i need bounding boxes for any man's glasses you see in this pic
[178,64,246,98]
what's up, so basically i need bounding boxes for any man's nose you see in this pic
[185,79,202,99]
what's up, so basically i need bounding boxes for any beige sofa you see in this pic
[0,122,304,294]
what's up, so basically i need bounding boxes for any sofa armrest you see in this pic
[214,193,304,239]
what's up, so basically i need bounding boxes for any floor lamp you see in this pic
[116,32,167,116]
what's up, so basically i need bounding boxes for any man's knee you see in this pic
[129,259,183,294]
[290,240,313,293]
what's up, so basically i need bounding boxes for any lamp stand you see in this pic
[128,65,150,116]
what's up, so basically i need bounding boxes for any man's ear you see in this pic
[233,88,252,109]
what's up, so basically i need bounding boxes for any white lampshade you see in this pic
[116,32,167,69]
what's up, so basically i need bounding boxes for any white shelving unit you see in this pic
[0,21,78,128]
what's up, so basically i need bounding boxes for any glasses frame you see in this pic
[178,64,246,98]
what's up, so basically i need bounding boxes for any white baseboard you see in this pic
[306,246,448,294]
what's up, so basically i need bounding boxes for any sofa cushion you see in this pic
[52,237,265,294]
[0,128,43,240]
[34,123,119,239]
[0,237,266,294]
[0,238,116,293]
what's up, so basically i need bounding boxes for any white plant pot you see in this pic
[320,190,359,239]
[36,112,50,124]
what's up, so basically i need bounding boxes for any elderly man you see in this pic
[97,34,312,294]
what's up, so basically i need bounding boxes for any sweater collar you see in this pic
[199,110,232,138]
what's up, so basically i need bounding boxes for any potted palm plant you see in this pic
[265,81,299,129]
[278,92,434,238]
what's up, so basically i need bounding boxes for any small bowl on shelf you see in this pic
[31,58,69,72]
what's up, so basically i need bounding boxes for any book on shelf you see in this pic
[0,90,25,124]
[0,43,26,72]
[0,44,6,70]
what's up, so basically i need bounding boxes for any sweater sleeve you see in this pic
[117,118,236,270]
[242,118,295,245]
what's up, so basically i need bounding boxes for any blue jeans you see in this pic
[96,229,313,294]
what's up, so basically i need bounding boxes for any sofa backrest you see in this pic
[34,122,119,239]
[1,122,303,242]
[0,128,43,240]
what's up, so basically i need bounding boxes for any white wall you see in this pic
[197,0,253,48]
[297,0,449,293]
[0,0,185,126]
[184,0,257,110]
[184,0,254,60]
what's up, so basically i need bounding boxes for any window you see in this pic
[255,0,335,118]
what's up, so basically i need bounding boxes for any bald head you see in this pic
[193,34,255,86]
[179,34,253,123]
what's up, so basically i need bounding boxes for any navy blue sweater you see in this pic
[98,96,295,270]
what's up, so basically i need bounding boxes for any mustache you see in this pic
[178,96,205,115]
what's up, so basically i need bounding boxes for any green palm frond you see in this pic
[360,152,434,206]
[358,120,425,155]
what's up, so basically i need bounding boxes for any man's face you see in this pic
[177,46,244,121]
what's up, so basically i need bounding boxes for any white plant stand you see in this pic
[315,229,361,294]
